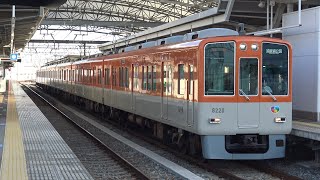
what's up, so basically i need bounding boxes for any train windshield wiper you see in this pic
[263,87,277,102]
[239,89,250,101]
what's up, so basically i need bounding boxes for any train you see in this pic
[36,28,292,160]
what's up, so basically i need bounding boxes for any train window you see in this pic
[134,66,139,90]
[204,42,235,95]
[239,58,258,96]
[92,69,95,84]
[98,69,102,84]
[105,68,110,85]
[163,65,172,94]
[142,66,147,90]
[119,67,123,87]
[152,65,156,90]
[178,64,185,95]
[262,43,289,95]
[123,67,127,87]
[125,67,129,88]
[147,66,152,90]
[189,65,193,95]
[163,65,167,92]
[84,70,88,83]
[112,67,116,86]
[72,70,76,81]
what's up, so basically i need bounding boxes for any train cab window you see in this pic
[152,65,156,90]
[133,66,139,90]
[178,64,185,95]
[98,69,102,84]
[204,42,235,95]
[239,58,258,95]
[142,66,147,90]
[262,43,289,95]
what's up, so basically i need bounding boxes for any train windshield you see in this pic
[204,42,235,95]
[262,43,289,95]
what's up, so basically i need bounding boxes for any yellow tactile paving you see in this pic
[0,91,28,180]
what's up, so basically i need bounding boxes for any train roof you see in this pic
[41,30,290,68]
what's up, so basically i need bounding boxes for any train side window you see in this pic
[88,69,90,83]
[142,66,147,90]
[119,67,122,87]
[125,67,129,88]
[122,67,126,87]
[168,66,172,94]
[147,66,152,91]
[105,68,110,85]
[72,70,75,82]
[112,67,116,86]
[152,65,156,90]
[92,69,95,84]
[134,66,139,90]
[178,64,185,95]
[98,69,102,84]
[163,65,167,92]
[189,65,193,95]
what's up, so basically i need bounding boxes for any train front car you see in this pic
[197,36,292,159]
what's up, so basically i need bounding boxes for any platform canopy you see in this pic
[1,0,320,66]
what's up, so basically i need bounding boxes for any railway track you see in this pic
[25,83,303,180]
[22,84,149,180]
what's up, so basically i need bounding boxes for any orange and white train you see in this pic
[36,28,292,159]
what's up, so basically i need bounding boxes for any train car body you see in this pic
[36,29,292,160]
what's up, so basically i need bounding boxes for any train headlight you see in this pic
[209,118,221,124]
[251,44,258,51]
[274,117,286,123]
[239,43,247,51]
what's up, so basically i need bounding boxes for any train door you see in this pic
[187,65,194,126]
[238,58,260,128]
[161,62,172,120]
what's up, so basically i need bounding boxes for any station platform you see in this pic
[0,80,93,180]
[292,119,320,141]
